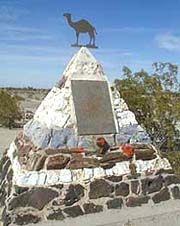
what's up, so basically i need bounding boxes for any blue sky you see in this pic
[1,0,180,88]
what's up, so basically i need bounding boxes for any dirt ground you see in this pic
[0,128,21,157]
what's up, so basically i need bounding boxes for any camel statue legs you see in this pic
[74,32,79,45]
[89,35,95,46]
[88,31,96,47]
[74,32,96,47]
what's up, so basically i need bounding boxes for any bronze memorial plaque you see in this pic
[71,80,116,135]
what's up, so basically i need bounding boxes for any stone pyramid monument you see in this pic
[24,47,150,151]
[0,47,177,226]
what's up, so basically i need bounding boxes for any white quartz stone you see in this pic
[82,168,94,181]
[16,172,39,187]
[34,87,71,129]
[26,172,39,186]
[114,99,121,106]
[11,157,24,184]
[59,169,72,183]
[105,168,114,176]
[64,48,107,81]
[93,167,105,178]
[15,174,29,187]
[46,170,60,185]
[7,142,16,162]
[117,111,137,128]
[72,169,83,182]
[38,172,47,185]
[9,143,172,187]
[113,162,130,175]
[12,156,172,187]
[135,157,172,174]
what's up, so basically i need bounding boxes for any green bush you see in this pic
[0,90,22,129]
[162,151,180,175]
[115,62,180,151]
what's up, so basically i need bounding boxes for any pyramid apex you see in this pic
[75,46,97,63]
[60,46,106,82]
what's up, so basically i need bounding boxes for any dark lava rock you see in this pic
[0,156,9,172]
[67,154,84,169]
[14,213,41,225]
[126,196,150,207]
[155,168,174,175]
[164,175,180,186]
[68,156,100,169]
[6,167,13,182]
[141,175,163,195]
[107,198,123,209]
[51,184,63,190]
[89,179,113,199]
[63,205,84,217]
[131,180,140,195]
[45,148,62,155]
[52,198,64,206]
[105,175,122,183]
[100,152,129,164]
[171,186,180,199]
[131,144,149,149]
[8,187,58,210]
[1,207,11,226]
[14,186,29,195]
[115,182,129,197]
[46,208,65,220]
[0,183,7,207]
[83,157,100,168]
[100,162,115,169]
[83,203,103,214]
[135,148,156,161]
[17,139,34,166]
[152,188,170,203]
[65,184,84,206]
[1,159,11,181]
[33,155,47,171]
[7,181,12,197]
[46,154,70,170]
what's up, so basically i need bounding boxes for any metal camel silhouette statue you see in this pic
[63,13,98,48]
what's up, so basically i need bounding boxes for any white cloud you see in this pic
[156,33,180,51]
[94,48,133,56]
[0,6,17,23]
[0,44,74,66]
[102,27,163,34]
[0,54,66,63]
[0,5,29,23]
[0,24,55,42]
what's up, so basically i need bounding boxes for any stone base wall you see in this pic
[1,155,180,226]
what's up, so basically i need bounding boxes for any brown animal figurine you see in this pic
[63,13,97,47]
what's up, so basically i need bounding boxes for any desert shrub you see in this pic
[0,90,22,129]
[162,151,180,175]
[115,62,180,151]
